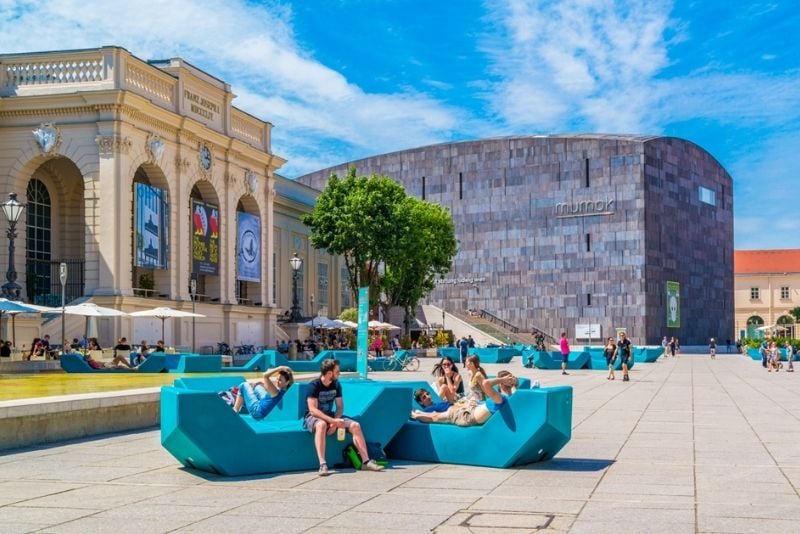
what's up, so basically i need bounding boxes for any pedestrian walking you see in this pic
[709,338,716,359]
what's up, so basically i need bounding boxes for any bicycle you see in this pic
[383,350,420,372]
[216,342,232,356]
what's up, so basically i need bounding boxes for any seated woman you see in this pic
[25,338,45,360]
[464,355,488,402]
[233,366,294,420]
[411,369,518,427]
[431,356,464,403]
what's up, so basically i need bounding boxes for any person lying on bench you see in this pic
[233,366,294,419]
[411,371,518,427]
[414,388,452,413]
[84,351,136,370]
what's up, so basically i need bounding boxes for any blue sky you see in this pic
[1,0,798,249]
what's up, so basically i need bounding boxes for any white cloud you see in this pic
[0,0,464,176]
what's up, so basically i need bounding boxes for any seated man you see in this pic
[413,388,452,413]
[304,358,384,476]
[233,366,294,420]
[411,372,518,427]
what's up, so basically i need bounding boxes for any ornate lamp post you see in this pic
[1,193,25,300]
[310,293,315,329]
[288,253,303,322]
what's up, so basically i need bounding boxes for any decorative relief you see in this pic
[245,170,258,195]
[94,134,131,157]
[198,142,213,178]
[146,134,165,163]
[32,123,61,153]
[174,155,191,173]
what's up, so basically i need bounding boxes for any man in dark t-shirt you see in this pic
[617,333,633,382]
[304,359,384,476]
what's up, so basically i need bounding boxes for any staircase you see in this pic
[419,305,503,346]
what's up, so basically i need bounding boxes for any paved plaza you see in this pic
[1,353,798,533]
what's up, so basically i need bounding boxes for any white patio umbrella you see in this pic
[62,302,128,341]
[128,306,205,344]
[368,320,399,330]
[0,298,43,346]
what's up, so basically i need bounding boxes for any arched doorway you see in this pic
[190,182,221,301]
[132,164,169,298]
[24,158,85,305]
[235,196,262,306]
[746,315,764,339]
[777,315,795,339]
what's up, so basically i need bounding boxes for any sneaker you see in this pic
[361,460,384,472]
[562,371,569,375]
[531,380,541,389]
[318,463,329,476]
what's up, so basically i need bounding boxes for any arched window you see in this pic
[25,178,52,303]
[746,315,764,339]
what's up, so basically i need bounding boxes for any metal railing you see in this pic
[478,309,520,334]
[25,258,84,305]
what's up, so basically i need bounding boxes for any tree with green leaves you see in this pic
[382,196,457,333]
[302,167,411,305]
[303,167,457,334]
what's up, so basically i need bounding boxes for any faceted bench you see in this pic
[60,352,166,373]
[160,376,411,476]
[387,385,573,468]
[263,350,358,372]
[525,350,590,370]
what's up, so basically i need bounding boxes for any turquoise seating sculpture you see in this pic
[171,355,221,373]
[60,352,166,373]
[263,350,357,372]
[161,376,411,476]
[218,352,276,373]
[387,385,572,468]
[584,348,635,370]
[747,348,761,360]
[634,347,662,362]
[530,350,590,370]
[438,347,520,363]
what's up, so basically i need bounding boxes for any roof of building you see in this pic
[734,249,800,274]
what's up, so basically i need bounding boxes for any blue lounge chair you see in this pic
[529,350,590,370]
[161,377,411,476]
[60,352,166,373]
[263,350,357,372]
[387,385,572,468]
[468,347,520,363]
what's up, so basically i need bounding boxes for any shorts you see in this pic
[561,353,569,363]
[446,405,477,427]
[303,414,355,432]
[605,355,615,366]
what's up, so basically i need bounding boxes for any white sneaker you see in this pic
[318,463,329,476]
[361,460,384,472]
[532,380,541,389]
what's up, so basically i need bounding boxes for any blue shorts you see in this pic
[561,353,569,363]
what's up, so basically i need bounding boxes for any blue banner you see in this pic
[236,212,261,282]
[357,287,369,378]
[134,183,168,269]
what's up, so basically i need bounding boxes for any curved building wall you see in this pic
[298,135,733,345]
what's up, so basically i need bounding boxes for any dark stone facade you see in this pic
[297,135,733,345]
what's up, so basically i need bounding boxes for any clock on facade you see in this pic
[199,145,212,170]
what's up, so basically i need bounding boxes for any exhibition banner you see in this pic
[357,287,369,378]
[134,183,168,269]
[236,212,261,282]
[666,281,681,328]
[192,199,219,275]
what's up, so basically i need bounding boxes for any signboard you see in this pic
[192,200,219,275]
[357,287,369,378]
[236,212,261,282]
[134,183,169,269]
[575,324,601,340]
[666,281,680,328]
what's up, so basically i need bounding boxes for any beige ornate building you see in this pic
[0,46,344,349]
[734,249,800,339]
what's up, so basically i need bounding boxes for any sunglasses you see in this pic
[442,362,452,367]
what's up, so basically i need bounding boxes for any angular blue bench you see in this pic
[634,347,662,363]
[263,350,358,372]
[161,376,411,476]
[527,350,590,370]
[584,348,636,370]
[469,347,520,363]
[217,352,276,373]
[387,385,572,468]
[60,352,166,373]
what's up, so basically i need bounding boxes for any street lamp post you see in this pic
[59,262,67,352]
[289,253,303,322]
[190,272,197,352]
[1,193,25,300]
[310,293,315,331]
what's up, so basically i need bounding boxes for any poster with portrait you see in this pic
[666,281,680,328]
[192,199,219,275]
[236,212,261,282]
[134,183,168,269]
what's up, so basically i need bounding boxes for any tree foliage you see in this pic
[302,167,457,333]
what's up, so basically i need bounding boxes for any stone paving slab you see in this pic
[2,354,800,532]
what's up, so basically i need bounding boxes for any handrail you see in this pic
[478,309,519,334]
